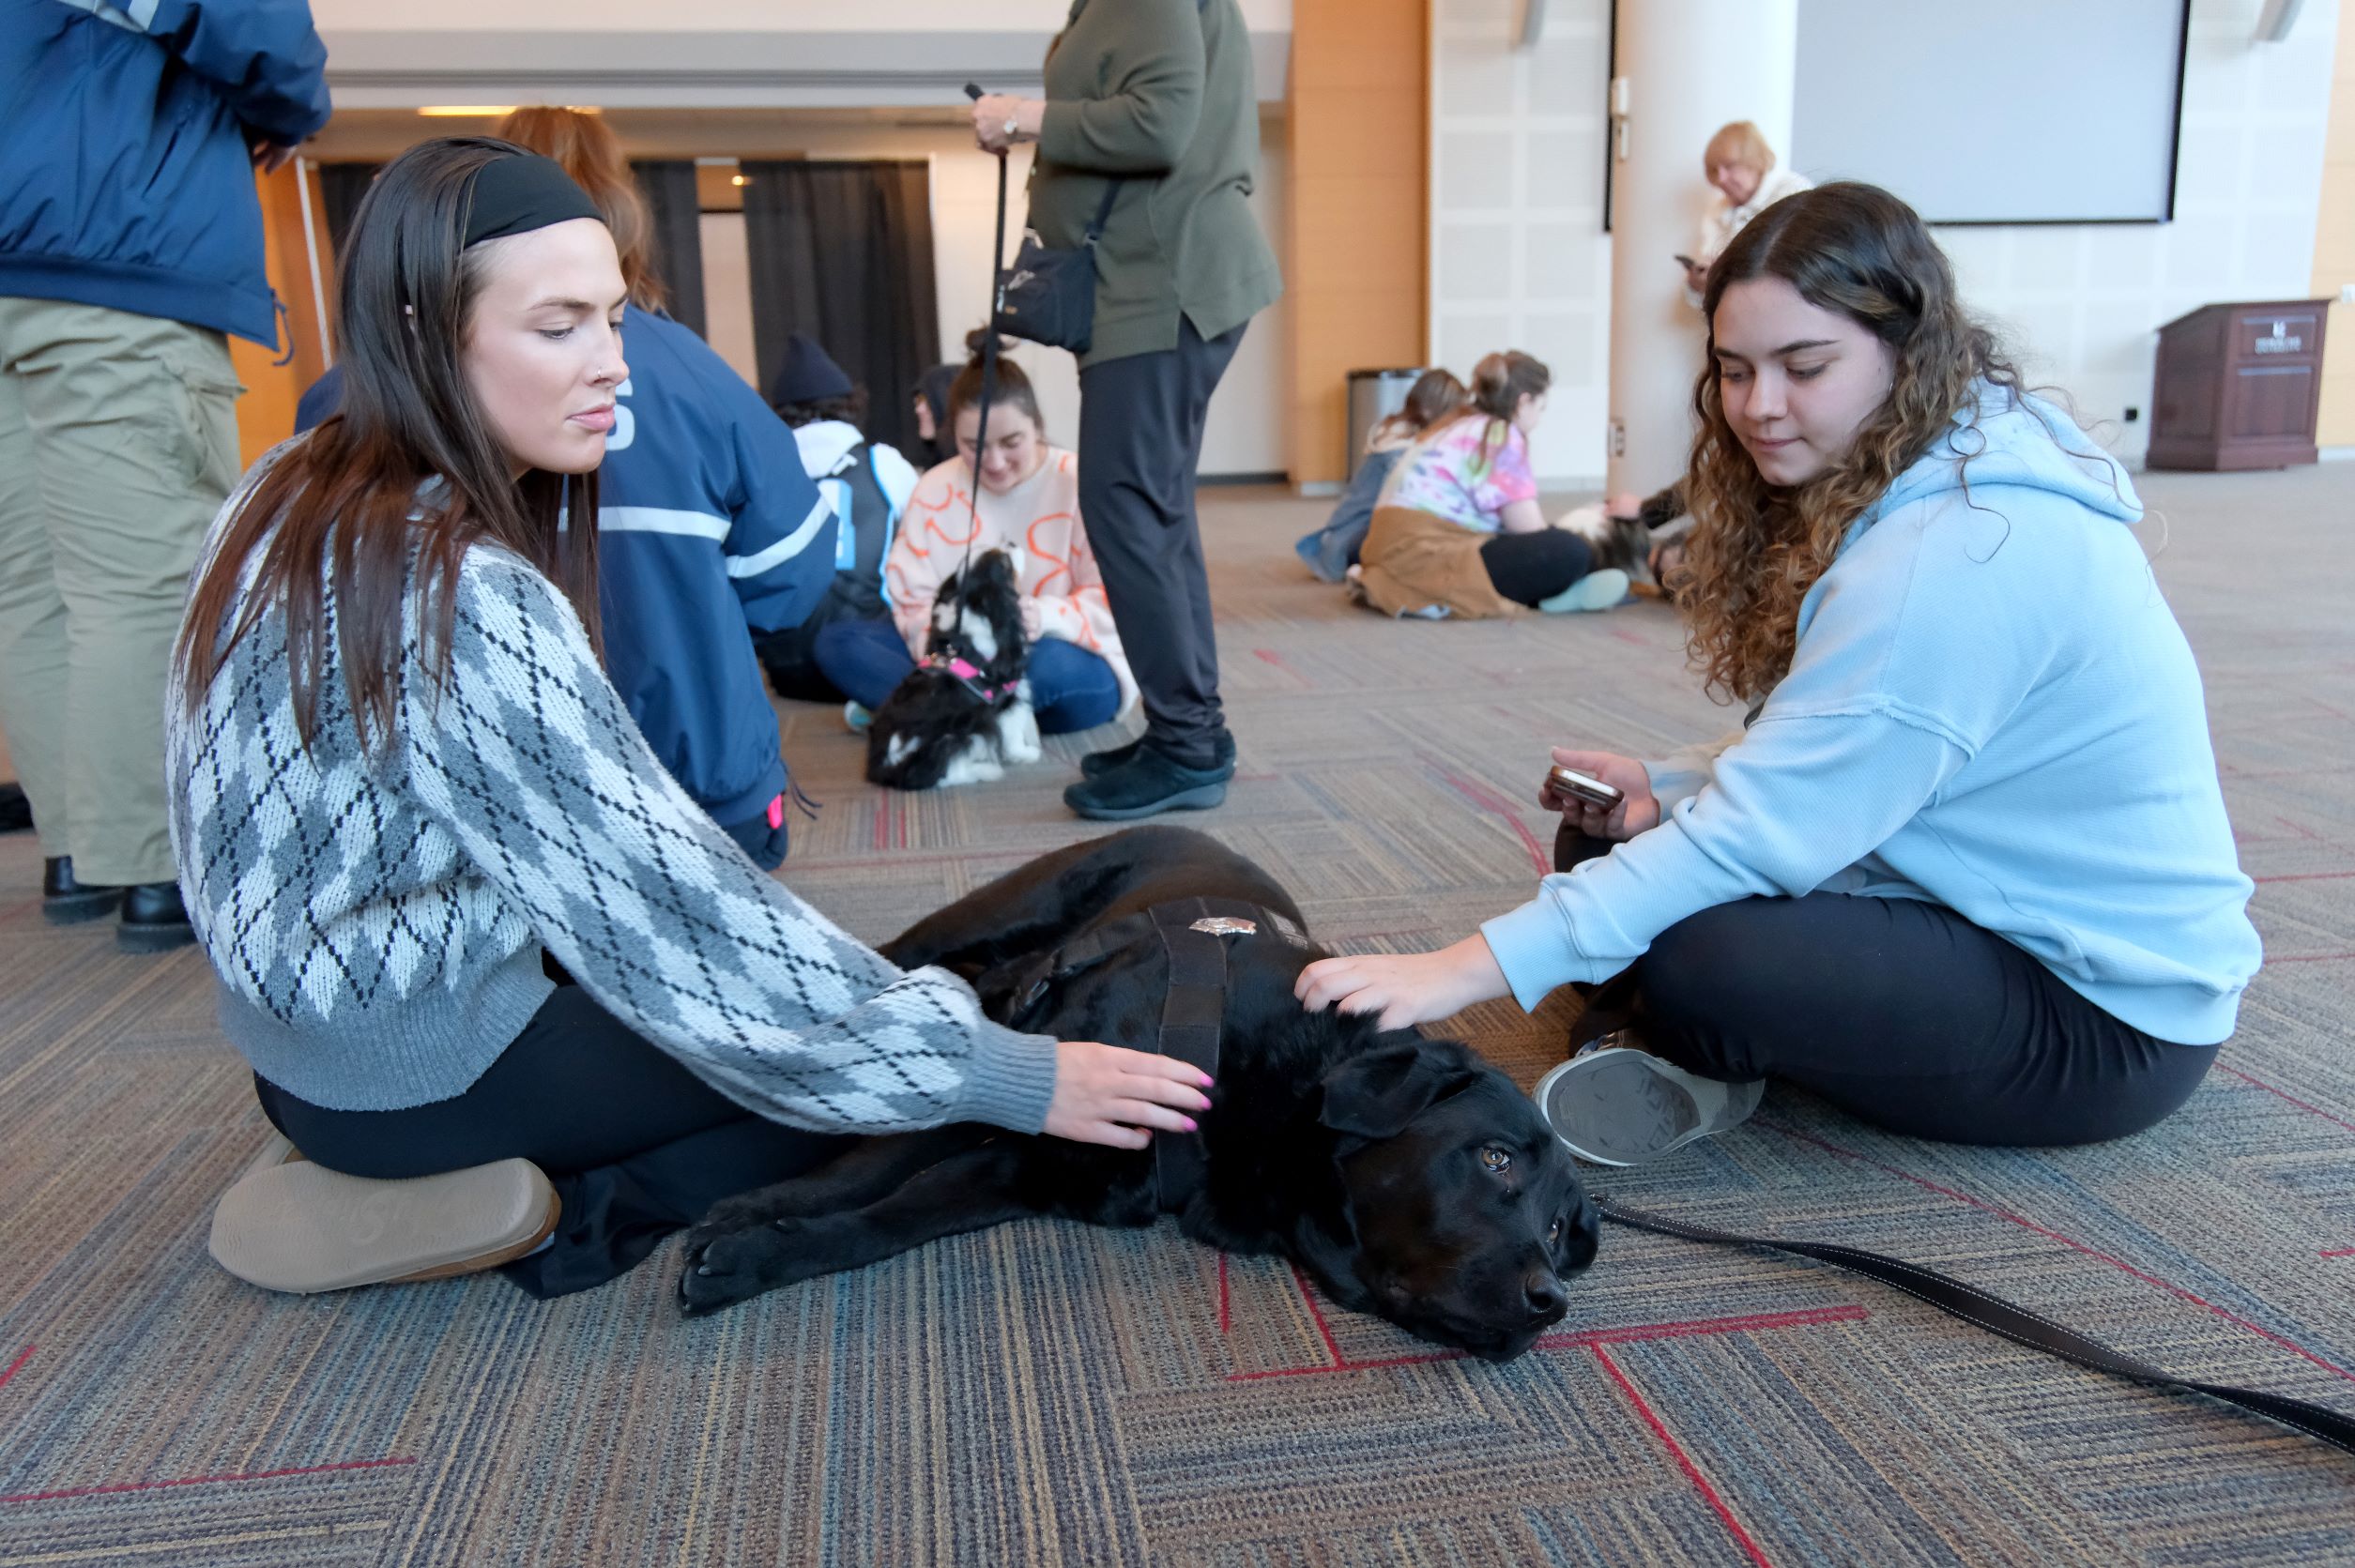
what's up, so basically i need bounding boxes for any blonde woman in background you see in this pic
[1681,121,1812,299]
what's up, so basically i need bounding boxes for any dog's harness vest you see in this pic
[921,651,1019,704]
[1019,896,1307,1215]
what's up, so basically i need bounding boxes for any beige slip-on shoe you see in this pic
[208,1149,559,1294]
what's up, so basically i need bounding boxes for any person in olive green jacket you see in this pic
[972,0,1281,821]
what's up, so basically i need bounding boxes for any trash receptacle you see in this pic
[1345,368,1428,481]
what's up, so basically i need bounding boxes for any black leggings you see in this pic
[253,974,851,1296]
[1480,529,1594,607]
[1554,827,2214,1146]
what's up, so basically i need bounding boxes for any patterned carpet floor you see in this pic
[1,464,2350,1565]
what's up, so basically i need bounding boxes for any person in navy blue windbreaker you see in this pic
[297,114,834,869]
[1,0,330,951]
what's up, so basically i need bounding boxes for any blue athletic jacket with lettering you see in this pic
[298,306,837,827]
[0,0,331,345]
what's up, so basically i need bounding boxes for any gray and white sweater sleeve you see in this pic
[402,549,1060,1134]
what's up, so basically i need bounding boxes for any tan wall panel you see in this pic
[1287,0,1428,486]
[229,161,332,470]
[2312,2,2355,447]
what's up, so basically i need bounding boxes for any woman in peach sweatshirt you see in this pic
[814,340,1135,732]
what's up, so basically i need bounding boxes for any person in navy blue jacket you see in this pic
[299,111,836,868]
[0,0,331,951]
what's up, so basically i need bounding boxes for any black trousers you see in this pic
[1077,317,1248,769]
[253,975,851,1296]
[1480,529,1595,607]
[1553,826,2213,1146]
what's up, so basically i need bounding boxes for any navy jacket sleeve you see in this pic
[145,0,332,145]
[716,381,837,636]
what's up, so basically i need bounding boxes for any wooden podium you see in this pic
[2147,298,2331,471]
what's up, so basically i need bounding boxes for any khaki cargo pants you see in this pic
[0,297,240,886]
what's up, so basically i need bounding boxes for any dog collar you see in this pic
[922,652,1018,703]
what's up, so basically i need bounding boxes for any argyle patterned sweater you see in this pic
[165,456,1058,1131]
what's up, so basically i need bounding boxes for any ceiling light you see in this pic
[731,175,748,187]
[417,106,517,117]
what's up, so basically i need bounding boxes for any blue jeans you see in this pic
[811,617,1123,735]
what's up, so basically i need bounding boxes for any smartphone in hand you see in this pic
[1544,764,1624,812]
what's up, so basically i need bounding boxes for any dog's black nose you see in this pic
[1524,1271,1567,1320]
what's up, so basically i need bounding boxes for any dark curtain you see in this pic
[316,162,382,260]
[630,160,707,339]
[740,160,940,452]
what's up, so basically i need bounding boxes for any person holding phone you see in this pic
[1298,183,2258,1167]
[1680,121,1811,300]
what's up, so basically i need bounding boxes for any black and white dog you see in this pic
[865,548,1042,791]
[681,827,1600,1361]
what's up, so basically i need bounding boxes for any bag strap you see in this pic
[1078,0,1209,244]
[1597,1199,2355,1460]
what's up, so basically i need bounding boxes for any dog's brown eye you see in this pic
[1480,1146,1511,1172]
[1548,1218,1563,1244]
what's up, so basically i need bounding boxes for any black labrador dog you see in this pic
[680,827,1599,1361]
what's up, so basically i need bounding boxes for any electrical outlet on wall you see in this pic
[2340,282,2355,307]
[2124,406,2140,422]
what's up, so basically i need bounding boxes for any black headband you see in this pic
[462,153,604,249]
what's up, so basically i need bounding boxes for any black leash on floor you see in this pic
[1595,1199,2355,1459]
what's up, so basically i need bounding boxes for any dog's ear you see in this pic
[1317,1040,1483,1140]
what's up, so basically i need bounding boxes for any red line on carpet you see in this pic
[871,794,889,852]
[1590,1344,1776,1568]
[2214,1064,2355,1136]
[1291,1265,1347,1368]
[2322,1250,2355,1260]
[1220,1305,1866,1383]
[1609,628,1650,648]
[2253,870,2355,884]
[0,1346,30,1394]
[1251,647,1309,686]
[0,1456,417,1505]
[1425,760,1549,875]
[1217,1254,1231,1335]
[2269,951,2355,964]
[1763,1120,2355,1383]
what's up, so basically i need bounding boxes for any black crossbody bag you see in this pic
[986,0,1209,355]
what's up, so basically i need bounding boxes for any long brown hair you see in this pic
[1680,181,2024,704]
[494,107,665,312]
[176,136,605,749]
[1370,368,1469,446]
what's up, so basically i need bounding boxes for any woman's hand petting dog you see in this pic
[1540,747,1661,842]
[1295,936,1512,1032]
[1045,1042,1215,1149]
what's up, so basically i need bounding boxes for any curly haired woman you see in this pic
[1298,183,2260,1166]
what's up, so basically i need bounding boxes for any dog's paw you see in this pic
[999,706,1043,764]
[678,1221,803,1317]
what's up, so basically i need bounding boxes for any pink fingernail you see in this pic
[1181,1117,1199,1133]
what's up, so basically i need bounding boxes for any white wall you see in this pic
[706,121,1292,477]
[696,212,760,388]
[1930,0,2338,464]
[1430,0,1614,487]
[1430,0,2340,479]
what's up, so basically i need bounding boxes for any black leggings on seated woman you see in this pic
[252,967,852,1297]
[1480,528,1593,606]
[1552,826,2214,1146]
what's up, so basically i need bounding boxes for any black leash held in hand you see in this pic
[959,83,1010,586]
[1596,1198,2355,1460]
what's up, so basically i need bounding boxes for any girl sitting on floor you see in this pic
[169,141,1209,1299]
[1294,368,1467,583]
[814,335,1135,738]
[1353,351,1629,620]
[1298,183,2259,1166]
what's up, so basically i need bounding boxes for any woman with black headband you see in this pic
[168,139,1212,1299]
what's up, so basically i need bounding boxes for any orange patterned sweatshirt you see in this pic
[884,448,1137,717]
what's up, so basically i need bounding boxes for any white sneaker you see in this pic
[844,701,874,733]
[1532,1033,1765,1166]
[1536,568,1632,614]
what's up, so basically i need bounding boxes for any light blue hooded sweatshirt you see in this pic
[1481,387,2260,1047]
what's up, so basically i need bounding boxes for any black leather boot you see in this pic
[42,857,122,924]
[1079,728,1235,782]
[117,880,194,953]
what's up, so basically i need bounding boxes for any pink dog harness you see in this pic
[924,653,1019,704]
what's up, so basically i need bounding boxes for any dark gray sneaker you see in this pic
[1533,1034,1765,1167]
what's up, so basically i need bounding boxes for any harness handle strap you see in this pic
[1598,1199,2355,1460]
[1150,898,1244,1214]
